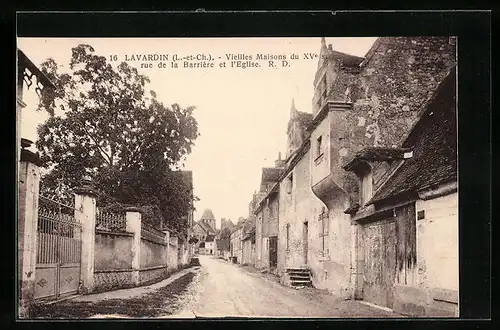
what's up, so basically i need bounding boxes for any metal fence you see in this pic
[141,221,166,244]
[96,208,127,232]
[37,196,82,264]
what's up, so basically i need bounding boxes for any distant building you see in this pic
[241,217,256,266]
[216,238,231,260]
[230,221,244,263]
[203,235,216,255]
[191,208,217,254]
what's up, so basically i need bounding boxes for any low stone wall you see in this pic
[91,222,188,294]
[93,269,135,293]
[138,265,168,285]
[393,284,458,317]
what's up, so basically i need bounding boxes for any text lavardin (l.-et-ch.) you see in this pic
[115,52,322,70]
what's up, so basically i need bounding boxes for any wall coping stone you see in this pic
[141,236,168,246]
[124,206,143,213]
[96,229,134,237]
[20,149,43,166]
[139,265,168,272]
[94,268,135,273]
[73,186,98,197]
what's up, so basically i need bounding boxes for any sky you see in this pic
[18,37,377,229]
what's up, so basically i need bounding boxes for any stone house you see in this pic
[203,235,216,255]
[241,218,256,266]
[190,208,217,253]
[254,159,285,270]
[230,220,244,263]
[254,182,280,274]
[275,37,456,298]
[344,69,458,316]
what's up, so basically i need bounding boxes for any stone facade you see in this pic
[256,37,457,306]
[230,224,243,263]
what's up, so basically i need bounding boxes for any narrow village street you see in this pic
[171,255,402,318]
[33,255,402,319]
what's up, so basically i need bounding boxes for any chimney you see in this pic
[275,152,285,168]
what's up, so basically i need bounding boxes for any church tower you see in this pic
[199,208,216,230]
[286,98,313,160]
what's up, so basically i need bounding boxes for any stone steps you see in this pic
[284,268,313,288]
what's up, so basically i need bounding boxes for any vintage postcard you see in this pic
[17,35,458,319]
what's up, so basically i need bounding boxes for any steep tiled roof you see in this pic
[261,168,284,184]
[197,220,215,234]
[287,110,313,134]
[329,50,365,67]
[343,147,410,171]
[369,68,457,204]
[200,209,215,221]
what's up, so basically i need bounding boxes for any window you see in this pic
[357,162,373,206]
[316,73,328,112]
[316,135,323,158]
[286,224,290,250]
[361,171,373,205]
[286,174,293,194]
[321,75,328,102]
[319,207,329,255]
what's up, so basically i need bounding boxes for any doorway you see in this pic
[303,221,308,265]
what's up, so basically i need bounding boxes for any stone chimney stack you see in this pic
[275,152,285,168]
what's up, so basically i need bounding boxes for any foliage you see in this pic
[35,44,199,233]
[219,227,232,240]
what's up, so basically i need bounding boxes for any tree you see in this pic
[35,44,199,233]
[220,227,232,240]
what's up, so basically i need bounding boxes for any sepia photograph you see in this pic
[17,34,459,319]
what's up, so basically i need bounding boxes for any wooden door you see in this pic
[303,222,309,265]
[362,219,396,309]
[269,236,278,268]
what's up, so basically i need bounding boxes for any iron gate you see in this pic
[35,195,82,300]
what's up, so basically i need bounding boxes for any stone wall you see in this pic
[391,190,459,317]
[339,37,456,151]
[94,270,134,293]
[94,231,134,270]
[140,238,168,268]
[139,266,168,285]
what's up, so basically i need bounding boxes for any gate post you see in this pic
[125,207,142,286]
[18,146,41,318]
[74,178,97,294]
